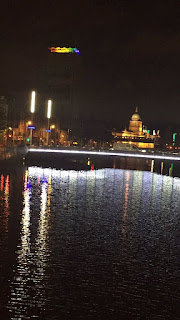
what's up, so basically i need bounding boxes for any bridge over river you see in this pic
[24,147,180,176]
[1,146,180,175]
[28,147,180,162]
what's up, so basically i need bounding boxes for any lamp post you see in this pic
[47,100,52,145]
[30,91,35,146]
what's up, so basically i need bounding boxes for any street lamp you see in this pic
[30,91,36,145]
[31,91,35,113]
[47,100,52,145]
[47,99,51,119]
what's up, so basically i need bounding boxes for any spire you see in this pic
[135,106,138,113]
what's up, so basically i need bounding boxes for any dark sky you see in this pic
[0,0,180,127]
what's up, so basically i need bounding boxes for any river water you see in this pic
[0,166,180,319]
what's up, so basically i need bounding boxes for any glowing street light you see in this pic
[47,100,52,146]
[47,100,52,119]
[31,91,35,113]
[29,91,36,146]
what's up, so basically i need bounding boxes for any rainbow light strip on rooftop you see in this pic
[49,47,81,54]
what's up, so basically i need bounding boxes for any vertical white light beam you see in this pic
[31,91,35,113]
[47,100,52,119]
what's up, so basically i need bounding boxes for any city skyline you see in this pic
[0,3,180,318]
[0,1,180,126]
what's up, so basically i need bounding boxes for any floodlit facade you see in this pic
[112,107,160,149]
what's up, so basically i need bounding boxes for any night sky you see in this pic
[1,0,180,127]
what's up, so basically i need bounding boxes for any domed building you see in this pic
[129,107,143,134]
[112,107,160,149]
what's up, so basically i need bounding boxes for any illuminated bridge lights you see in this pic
[28,148,180,162]
[48,47,81,54]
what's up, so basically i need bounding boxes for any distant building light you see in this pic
[48,47,81,55]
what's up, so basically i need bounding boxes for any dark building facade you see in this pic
[0,96,8,144]
[0,96,8,130]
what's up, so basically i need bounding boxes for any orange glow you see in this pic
[121,171,130,235]
[5,175,9,211]
[1,175,4,192]
[125,173,129,198]
[123,171,130,219]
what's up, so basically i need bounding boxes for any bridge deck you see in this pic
[28,148,180,162]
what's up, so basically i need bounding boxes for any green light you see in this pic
[173,133,176,146]
[26,138,30,142]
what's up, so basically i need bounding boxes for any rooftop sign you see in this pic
[49,47,81,54]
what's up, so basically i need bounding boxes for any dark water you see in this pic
[0,166,180,319]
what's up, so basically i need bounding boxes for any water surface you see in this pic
[0,167,180,319]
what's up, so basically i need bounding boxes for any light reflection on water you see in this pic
[9,169,51,318]
[0,167,179,319]
[0,174,10,247]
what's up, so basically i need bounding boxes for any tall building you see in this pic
[47,47,82,128]
[0,96,8,145]
[112,107,160,149]
[0,96,8,131]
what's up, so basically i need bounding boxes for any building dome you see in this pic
[131,113,141,121]
[131,106,141,121]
